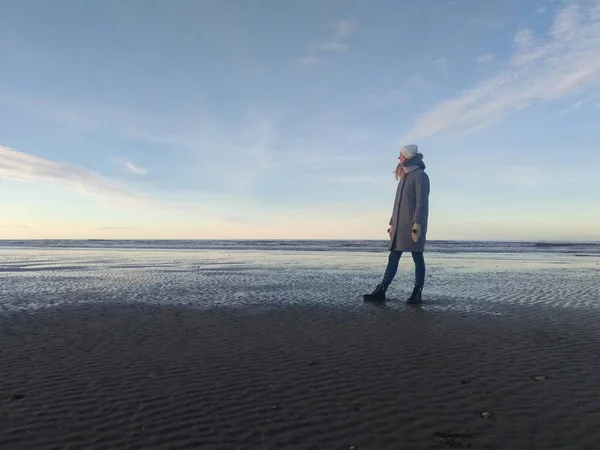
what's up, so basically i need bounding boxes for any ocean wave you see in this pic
[0,240,599,255]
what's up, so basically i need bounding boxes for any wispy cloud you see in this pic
[476,53,495,64]
[432,56,448,72]
[406,0,600,140]
[552,95,598,116]
[536,0,557,15]
[298,56,318,66]
[0,146,152,206]
[333,19,358,39]
[407,75,434,92]
[125,161,147,175]
[405,0,600,141]
[317,19,358,52]
[317,42,348,51]
[0,93,280,195]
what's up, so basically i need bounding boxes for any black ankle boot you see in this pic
[363,284,387,302]
[407,286,423,305]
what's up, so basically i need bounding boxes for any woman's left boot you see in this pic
[363,284,387,302]
[406,286,423,305]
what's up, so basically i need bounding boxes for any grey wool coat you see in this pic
[389,164,430,253]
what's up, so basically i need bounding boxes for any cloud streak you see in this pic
[318,19,357,52]
[552,95,599,116]
[0,92,282,195]
[405,0,600,141]
[125,161,147,175]
[407,75,434,92]
[476,53,495,64]
[432,56,448,72]
[333,19,358,39]
[0,146,152,206]
[298,56,318,66]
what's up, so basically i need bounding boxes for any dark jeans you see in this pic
[381,251,425,289]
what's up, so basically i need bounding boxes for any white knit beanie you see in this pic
[400,144,418,159]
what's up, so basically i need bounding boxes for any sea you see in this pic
[1,239,599,255]
[1,240,599,316]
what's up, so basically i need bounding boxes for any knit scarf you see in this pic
[394,153,426,180]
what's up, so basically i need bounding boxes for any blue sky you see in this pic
[1,0,600,240]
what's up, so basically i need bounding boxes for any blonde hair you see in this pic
[394,162,404,181]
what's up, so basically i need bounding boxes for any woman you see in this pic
[363,144,430,304]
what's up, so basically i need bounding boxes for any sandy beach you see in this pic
[2,245,600,449]
[2,302,600,450]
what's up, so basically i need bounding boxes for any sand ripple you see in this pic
[1,249,599,316]
[2,305,600,449]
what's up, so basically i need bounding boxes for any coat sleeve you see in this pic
[412,172,430,225]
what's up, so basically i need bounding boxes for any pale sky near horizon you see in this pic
[1,0,600,241]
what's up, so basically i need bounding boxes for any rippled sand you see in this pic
[2,249,600,449]
[1,248,599,314]
[2,304,600,449]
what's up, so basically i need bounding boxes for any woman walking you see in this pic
[363,144,430,304]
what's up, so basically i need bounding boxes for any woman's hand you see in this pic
[388,227,392,240]
[411,223,422,243]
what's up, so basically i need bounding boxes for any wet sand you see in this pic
[2,247,600,315]
[2,303,600,449]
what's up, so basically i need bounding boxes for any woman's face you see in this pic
[399,153,407,164]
